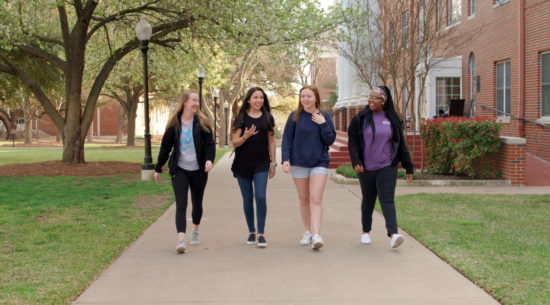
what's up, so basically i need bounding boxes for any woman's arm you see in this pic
[154,126,174,173]
[268,131,276,178]
[232,125,258,148]
[347,115,363,170]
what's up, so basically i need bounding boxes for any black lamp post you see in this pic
[135,17,154,180]
[224,101,229,146]
[196,68,205,110]
[212,89,219,144]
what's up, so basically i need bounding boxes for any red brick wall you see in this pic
[93,102,126,136]
[314,57,337,102]
[36,101,125,137]
[435,0,550,164]
[492,137,527,185]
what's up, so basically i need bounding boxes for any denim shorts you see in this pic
[290,166,329,178]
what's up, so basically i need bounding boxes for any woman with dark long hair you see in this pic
[347,86,413,249]
[154,89,215,254]
[231,87,276,248]
[281,85,336,250]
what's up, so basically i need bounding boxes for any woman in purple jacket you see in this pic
[347,86,413,249]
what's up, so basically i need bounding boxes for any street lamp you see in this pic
[196,68,205,110]
[136,16,154,180]
[223,101,229,146]
[212,89,219,144]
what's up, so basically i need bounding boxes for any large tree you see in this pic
[0,0,335,162]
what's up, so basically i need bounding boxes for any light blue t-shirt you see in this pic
[178,121,199,170]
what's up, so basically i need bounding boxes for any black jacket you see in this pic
[347,108,414,174]
[155,115,216,177]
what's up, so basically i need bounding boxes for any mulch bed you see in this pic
[0,161,142,177]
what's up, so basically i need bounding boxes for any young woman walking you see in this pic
[231,87,276,248]
[281,85,336,250]
[154,90,215,253]
[347,86,413,249]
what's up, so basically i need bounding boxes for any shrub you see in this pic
[420,117,503,178]
[336,164,357,178]
[336,164,416,179]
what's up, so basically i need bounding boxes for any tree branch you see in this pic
[57,5,71,52]
[17,45,67,72]
[86,1,162,41]
[0,54,64,129]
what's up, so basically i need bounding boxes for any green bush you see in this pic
[336,164,415,179]
[420,117,503,178]
[336,164,357,178]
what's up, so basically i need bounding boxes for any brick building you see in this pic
[333,0,550,185]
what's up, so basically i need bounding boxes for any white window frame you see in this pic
[496,61,511,120]
[403,11,409,48]
[447,0,461,27]
[541,52,550,120]
[468,0,475,17]
[436,77,461,113]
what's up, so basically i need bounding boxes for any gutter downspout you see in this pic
[518,0,526,138]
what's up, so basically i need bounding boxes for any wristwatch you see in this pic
[270,162,277,168]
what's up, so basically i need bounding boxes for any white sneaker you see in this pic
[190,230,200,245]
[176,239,187,253]
[300,231,312,245]
[360,233,371,244]
[311,234,324,250]
[391,234,404,248]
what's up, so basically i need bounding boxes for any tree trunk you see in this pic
[24,117,32,144]
[0,111,11,140]
[126,102,137,146]
[116,106,125,144]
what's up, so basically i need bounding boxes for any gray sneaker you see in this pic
[190,230,200,245]
[176,239,187,253]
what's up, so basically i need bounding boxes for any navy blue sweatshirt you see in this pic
[281,110,336,168]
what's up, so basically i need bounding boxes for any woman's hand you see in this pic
[154,172,161,182]
[205,160,213,173]
[282,161,291,173]
[406,173,414,183]
[312,112,326,125]
[269,165,276,179]
[353,164,364,173]
[242,124,258,140]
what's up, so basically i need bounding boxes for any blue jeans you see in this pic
[236,171,269,235]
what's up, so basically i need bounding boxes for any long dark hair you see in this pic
[293,85,322,122]
[363,85,403,143]
[232,87,274,133]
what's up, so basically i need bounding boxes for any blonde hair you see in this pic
[165,90,213,132]
[293,85,322,122]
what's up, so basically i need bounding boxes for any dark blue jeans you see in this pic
[236,171,268,235]
[357,165,398,237]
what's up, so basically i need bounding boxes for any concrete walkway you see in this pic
[71,151,549,305]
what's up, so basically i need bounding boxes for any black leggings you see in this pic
[171,167,208,233]
[357,165,398,237]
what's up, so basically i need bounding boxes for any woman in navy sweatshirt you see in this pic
[281,85,336,250]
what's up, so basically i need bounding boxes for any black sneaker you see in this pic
[257,235,267,248]
[246,233,256,245]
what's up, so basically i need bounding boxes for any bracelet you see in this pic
[270,162,277,168]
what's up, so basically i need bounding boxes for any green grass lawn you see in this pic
[0,145,231,304]
[0,145,232,165]
[0,175,174,304]
[392,193,550,305]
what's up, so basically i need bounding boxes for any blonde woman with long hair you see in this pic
[154,90,215,253]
